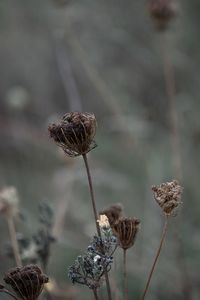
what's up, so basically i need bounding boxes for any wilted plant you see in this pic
[2,264,48,300]
[141,180,183,300]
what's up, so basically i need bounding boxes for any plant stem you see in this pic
[141,216,168,300]
[82,153,112,300]
[93,289,100,300]
[0,288,20,300]
[6,215,22,266]
[123,249,128,300]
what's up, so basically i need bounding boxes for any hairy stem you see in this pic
[82,154,112,300]
[6,215,22,266]
[123,249,128,300]
[141,216,168,300]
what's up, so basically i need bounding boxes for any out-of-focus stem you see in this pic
[6,215,22,267]
[141,216,168,300]
[123,249,128,300]
[82,153,112,300]
[0,288,20,300]
[93,289,100,300]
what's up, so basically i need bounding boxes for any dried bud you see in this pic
[97,214,110,229]
[112,218,140,250]
[148,0,177,31]
[100,204,123,227]
[4,264,49,300]
[48,112,97,157]
[0,187,19,217]
[152,180,182,215]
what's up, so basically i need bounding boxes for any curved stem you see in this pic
[6,215,22,266]
[123,249,128,300]
[82,154,112,300]
[141,216,168,300]
[0,288,20,300]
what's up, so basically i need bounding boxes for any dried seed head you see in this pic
[152,180,182,216]
[0,186,19,217]
[148,0,177,31]
[112,218,140,250]
[48,112,97,157]
[100,204,123,227]
[4,264,49,300]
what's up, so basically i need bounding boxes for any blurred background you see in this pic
[0,0,200,299]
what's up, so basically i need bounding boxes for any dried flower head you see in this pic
[148,0,177,31]
[4,264,48,300]
[100,204,123,227]
[97,214,110,229]
[112,218,140,250]
[152,180,182,215]
[48,112,97,157]
[0,186,19,217]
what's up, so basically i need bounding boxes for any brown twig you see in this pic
[123,249,128,300]
[93,289,100,300]
[141,216,168,300]
[82,153,112,300]
[6,215,22,266]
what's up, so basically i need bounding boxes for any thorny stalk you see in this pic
[82,153,112,300]
[6,215,22,267]
[123,249,128,300]
[141,216,168,300]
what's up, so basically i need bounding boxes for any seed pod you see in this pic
[4,264,48,300]
[48,112,97,157]
[148,0,177,31]
[152,180,182,216]
[112,218,140,250]
[100,204,123,227]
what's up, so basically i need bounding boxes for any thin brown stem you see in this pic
[0,288,20,300]
[93,289,100,300]
[6,215,22,266]
[82,153,112,300]
[123,249,128,300]
[141,216,168,300]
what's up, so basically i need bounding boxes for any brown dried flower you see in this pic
[100,204,123,227]
[4,264,49,300]
[148,0,177,31]
[152,180,182,215]
[48,112,97,157]
[112,218,140,250]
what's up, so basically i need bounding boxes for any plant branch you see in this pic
[93,289,100,300]
[141,216,168,300]
[82,153,112,300]
[6,215,22,267]
[123,249,128,300]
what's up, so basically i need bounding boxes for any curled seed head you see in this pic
[48,112,97,157]
[148,0,177,31]
[112,218,140,250]
[152,180,183,216]
[4,264,48,300]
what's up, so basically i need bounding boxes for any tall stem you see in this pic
[123,249,128,300]
[82,153,112,300]
[93,289,100,300]
[141,216,168,300]
[6,215,22,266]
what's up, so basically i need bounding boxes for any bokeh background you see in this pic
[0,0,200,299]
